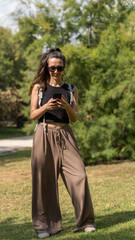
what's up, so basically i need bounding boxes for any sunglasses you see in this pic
[48,66,64,72]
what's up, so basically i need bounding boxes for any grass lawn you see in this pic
[0,150,135,240]
[0,122,35,139]
[0,127,26,139]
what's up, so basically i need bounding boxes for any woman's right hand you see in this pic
[45,98,59,110]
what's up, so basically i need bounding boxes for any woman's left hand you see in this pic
[56,95,69,110]
[56,86,78,122]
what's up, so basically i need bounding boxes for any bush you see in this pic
[0,88,27,128]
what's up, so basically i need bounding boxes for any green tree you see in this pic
[0,27,25,90]
[115,0,135,23]
[62,0,116,47]
[72,13,135,164]
[61,0,135,47]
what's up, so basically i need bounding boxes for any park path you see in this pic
[0,136,33,155]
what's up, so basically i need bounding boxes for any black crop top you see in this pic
[39,84,73,123]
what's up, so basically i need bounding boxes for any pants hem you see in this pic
[72,223,96,232]
[35,227,62,235]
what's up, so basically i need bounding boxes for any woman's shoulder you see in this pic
[73,85,77,90]
[32,84,39,92]
[73,86,78,96]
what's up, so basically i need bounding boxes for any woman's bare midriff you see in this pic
[40,122,69,128]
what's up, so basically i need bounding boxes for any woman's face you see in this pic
[48,58,64,82]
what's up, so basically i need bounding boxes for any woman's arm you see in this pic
[30,84,58,120]
[57,86,78,122]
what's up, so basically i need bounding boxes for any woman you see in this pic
[29,48,96,238]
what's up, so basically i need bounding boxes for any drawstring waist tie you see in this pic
[39,122,69,150]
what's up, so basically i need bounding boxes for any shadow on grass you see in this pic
[0,149,31,166]
[96,210,135,229]
[0,211,135,240]
[0,218,35,240]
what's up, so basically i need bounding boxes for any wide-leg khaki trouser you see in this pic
[31,123,95,235]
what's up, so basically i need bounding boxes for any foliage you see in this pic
[0,88,26,128]
[0,27,26,91]
[62,0,116,47]
[72,14,135,164]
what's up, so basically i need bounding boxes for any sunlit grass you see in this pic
[0,150,135,240]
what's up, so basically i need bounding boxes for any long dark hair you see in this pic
[29,47,66,95]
